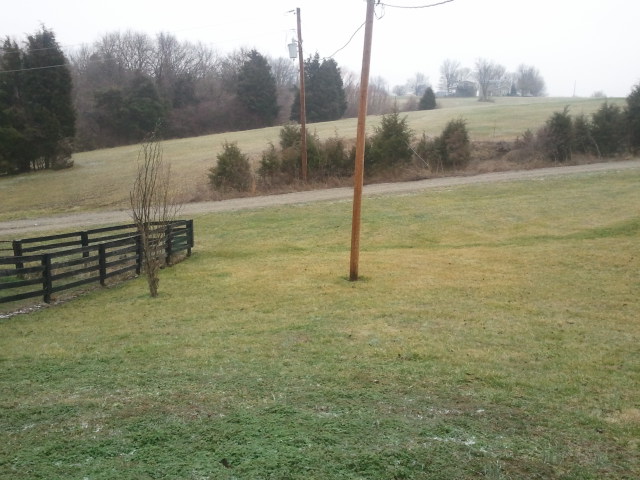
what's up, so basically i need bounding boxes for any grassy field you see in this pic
[1,167,639,478]
[0,96,625,223]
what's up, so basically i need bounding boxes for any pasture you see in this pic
[1,165,639,478]
[0,96,625,223]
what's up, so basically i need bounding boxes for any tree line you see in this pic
[2,25,634,178]
[1,27,359,174]
[393,59,546,101]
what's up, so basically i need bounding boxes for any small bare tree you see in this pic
[474,58,507,101]
[406,72,429,97]
[516,64,546,97]
[439,58,461,96]
[130,132,179,297]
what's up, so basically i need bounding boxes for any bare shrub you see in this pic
[503,129,541,163]
[323,135,353,178]
[130,133,179,297]
[414,133,439,171]
[403,95,419,112]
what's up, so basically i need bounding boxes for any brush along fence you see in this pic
[0,220,193,305]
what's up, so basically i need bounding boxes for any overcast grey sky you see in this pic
[2,0,638,97]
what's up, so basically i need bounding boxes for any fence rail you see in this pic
[1,220,193,305]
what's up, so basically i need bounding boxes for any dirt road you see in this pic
[2,159,639,237]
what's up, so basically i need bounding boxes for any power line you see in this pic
[380,0,454,8]
[0,63,69,74]
[0,3,455,74]
[0,42,87,55]
[328,1,386,58]
[328,0,453,59]
[328,20,367,59]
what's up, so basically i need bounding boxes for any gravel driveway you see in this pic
[2,159,638,237]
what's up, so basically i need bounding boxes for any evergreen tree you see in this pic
[0,38,31,172]
[236,50,279,127]
[291,54,346,123]
[22,27,76,169]
[626,83,640,154]
[590,101,625,156]
[94,74,166,145]
[1,28,76,172]
[572,114,596,154]
[436,118,471,169]
[209,141,253,192]
[540,106,573,162]
[366,111,413,171]
[418,86,436,110]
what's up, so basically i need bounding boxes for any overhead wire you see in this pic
[326,0,386,59]
[326,0,452,59]
[327,21,367,59]
[1,1,456,74]
[0,63,69,74]
[380,0,454,8]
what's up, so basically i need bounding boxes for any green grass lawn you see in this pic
[1,168,639,479]
[0,96,624,222]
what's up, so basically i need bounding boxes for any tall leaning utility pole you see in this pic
[296,7,308,182]
[349,0,375,281]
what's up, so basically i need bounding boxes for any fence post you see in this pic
[186,220,194,257]
[42,254,52,304]
[81,231,90,259]
[165,223,173,266]
[12,240,23,271]
[99,244,107,286]
[135,234,143,275]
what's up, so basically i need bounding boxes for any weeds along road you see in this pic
[2,159,639,237]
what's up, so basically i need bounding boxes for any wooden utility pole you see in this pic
[349,0,375,281]
[296,7,308,181]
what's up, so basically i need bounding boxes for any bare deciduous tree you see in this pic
[406,72,429,96]
[342,72,393,117]
[342,70,359,118]
[367,76,393,115]
[392,84,406,96]
[474,58,507,101]
[439,59,461,96]
[268,56,298,124]
[269,56,298,90]
[130,133,179,297]
[516,64,546,97]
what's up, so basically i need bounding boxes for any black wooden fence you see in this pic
[0,220,193,305]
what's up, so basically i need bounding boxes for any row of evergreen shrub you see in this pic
[208,113,471,193]
[208,82,640,193]
[523,84,640,162]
